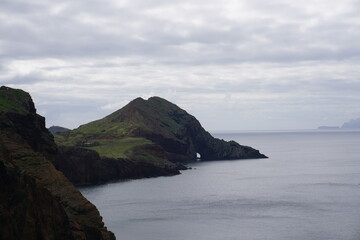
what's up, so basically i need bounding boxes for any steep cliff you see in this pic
[0,86,115,239]
[55,146,181,186]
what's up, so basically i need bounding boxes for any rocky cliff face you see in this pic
[0,161,73,239]
[55,146,181,186]
[0,86,57,162]
[0,86,115,239]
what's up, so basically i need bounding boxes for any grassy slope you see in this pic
[87,137,151,159]
[55,133,155,160]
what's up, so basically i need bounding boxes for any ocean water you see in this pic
[80,130,360,240]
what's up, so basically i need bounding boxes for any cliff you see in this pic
[0,86,115,239]
[55,96,266,184]
[55,146,181,186]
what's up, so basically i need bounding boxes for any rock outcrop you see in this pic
[0,86,115,239]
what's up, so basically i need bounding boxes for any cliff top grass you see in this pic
[85,137,152,159]
[89,137,170,165]
[55,135,169,165]
[56,131,159,155]
[0,86,34,114]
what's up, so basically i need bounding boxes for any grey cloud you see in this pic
[0,0,41,14]
[37,99,110,129]
[1,0,359,64]
[2,74,46,85]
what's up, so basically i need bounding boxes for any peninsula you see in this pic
[54,96,267,185]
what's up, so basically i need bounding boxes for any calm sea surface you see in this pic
[80,130,360,240]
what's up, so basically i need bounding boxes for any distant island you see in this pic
[341,118,360,129]
[318,117,360,130]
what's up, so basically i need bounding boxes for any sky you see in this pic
[1,0,360,130]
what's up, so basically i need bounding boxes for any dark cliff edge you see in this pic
[55,146,182,186]
[0,86,115,239]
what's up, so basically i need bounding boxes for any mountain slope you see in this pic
[0,86,115,239]
[56,96,267,167]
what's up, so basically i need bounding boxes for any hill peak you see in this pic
[128,96,176,107]
[148,96,169,102]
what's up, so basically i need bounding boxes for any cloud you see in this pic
[1,0,359,129]
[2,57,359,129]
[1,0,359,63]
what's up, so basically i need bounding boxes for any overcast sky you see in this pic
[1,0,360,130]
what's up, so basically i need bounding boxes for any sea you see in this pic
[80,130,360,240]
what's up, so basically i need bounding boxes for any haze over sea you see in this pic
[81,130,360,240]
